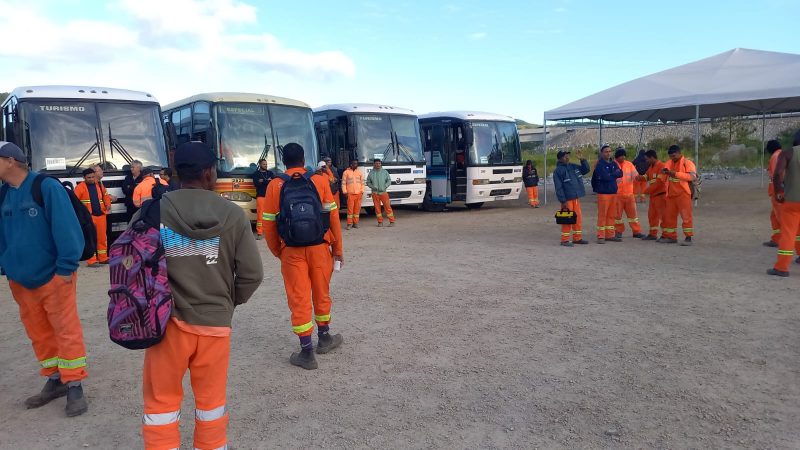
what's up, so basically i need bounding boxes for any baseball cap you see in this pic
[317,161,327,170]
[556,150,570,159]
[0,141,26,163]
[614,147,627,158]
[667,145,681,154]
[174,141,218,170]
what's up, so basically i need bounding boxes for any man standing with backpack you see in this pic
[0,141,89,417]
[74,168,112,266]
[263,143,344,370]
[553,150,590,246]
[137,141,263,449]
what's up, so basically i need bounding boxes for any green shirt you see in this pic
[366,168,392,194]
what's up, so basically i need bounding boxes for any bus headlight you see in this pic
[221,191,253,202]
[413,178,426,184]
[472,179,490,185]
[513,177,522,183]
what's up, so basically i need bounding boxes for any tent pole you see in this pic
[599,119,603,149]
[543,116,548,205]
[760,113,766,189]
[694,105,700,207]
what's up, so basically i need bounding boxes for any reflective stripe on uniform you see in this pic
[314,314,331,322]
[669,177,681,182]
[629,218,639,223]
[80,200,90,204]
[778,249,794,256]
[663,228,676,233]
[58,356,86,369]
[143,410,181,426]
[40,357,58,368]
[323,202,338,212]
[196,405,226,421]
[574,230,582,234]
[773,229,781,234]
[683,228,693,232]
[292,321,314,334]
[262,212,277,221]
[196,445,228,450]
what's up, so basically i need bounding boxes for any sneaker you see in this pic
[573,239,589,245]
[560,241,574,247]
[680,237,693,246]
[65,384,88,417]
[632,233,645,239]
[767,268,789,277]
[377,222,383,227]
[388,222,395,227]
[763,240,778,247]
[25,378,68,409]
[255,234,263,240]
[596,238,606,244]
[657,237,677,244]
[353,223,359,228]
[346,224,351,230]
[608,236,622,242]
[289,349,318,370]
[796,257,800,265]
[642,235,658,241]
[316,333,344,354]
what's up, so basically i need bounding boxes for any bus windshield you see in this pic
[468,121,521,166]
[19,101,166,173]
[216,103,316,175]
[353,114,424,164]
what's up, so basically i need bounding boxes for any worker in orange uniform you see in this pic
[764,140,783,247]
[366,158,395,226]
[138,142,263,449]
[553,150,590,246]
[252,158,275,240]
[341,158,365,229]
[591,144,623,243]
[638,150,667,241]
[522,160,540,207]
[263,142,344,370]
[0,141,89,417]
[74,168,111,266]
[613,148,644,238]
[768,130,800,277]
[132,167,167,208]
[660,144,697,246]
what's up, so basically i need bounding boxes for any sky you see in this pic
[1,0,799,124]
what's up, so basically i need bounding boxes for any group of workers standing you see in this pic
[552,143,697,247]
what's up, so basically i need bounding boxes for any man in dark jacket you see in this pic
[122,160,143,220]
[252,158,274,240]
[522,160,540,207]
[553,150,590,246]
[593,144,623,243]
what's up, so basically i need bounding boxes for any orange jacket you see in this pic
[341,167,365,195]
[768,149,782,197]
[663,157,697,197]
[643,161,667,196]
[615,160,637,196]
[262,167,343,257]
[73,181,111,215]
[132,176,167,207]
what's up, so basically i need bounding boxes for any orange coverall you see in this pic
[526,186,539,207]
[341,167,365,225]
[560,199,583,243]
[768,150,783,244]
[372,193,394,224]
[641,161,667,237]
[662,157,696,240]
[133,176,168,208]
[73,181,111,264]
[614,160,642,235]
[263,168,343,337]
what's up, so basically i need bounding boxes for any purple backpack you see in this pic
[107,200,172,349]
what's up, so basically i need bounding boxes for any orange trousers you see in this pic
[770,196,782,244]
[774,201,800,272]
[596,194,617,239]
[634,179,647,203]
[347,193,363,225]
[372,193,395,223]
[615,194,642,235]
[142,320,230,450]
[526,186,539,207]
[560,199,583,242]
[9,273,87,382]
[647,194,667,237]
[663,193,694,239]
[256,196,267,236]
[280,243,334,336]
[87,214,108,264]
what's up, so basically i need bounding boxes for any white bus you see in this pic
[418,111,523,211]
[313,104,426,209]
[1,85,170,233]
[162,92,318,221]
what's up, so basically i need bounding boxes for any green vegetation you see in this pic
[515,119,540,129]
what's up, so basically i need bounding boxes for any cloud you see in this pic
[469,32,488,40]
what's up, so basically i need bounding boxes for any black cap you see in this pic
[614,148,627,158]
[0,141,26,163]
[174,141,218,170]
[556,150,570,159]
[667,144,681,154]
[141,167,154,176]
[766,139,782,153]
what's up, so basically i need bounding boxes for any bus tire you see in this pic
[465,202,484,210]
[422,188,445,212]
[364,206,375,216]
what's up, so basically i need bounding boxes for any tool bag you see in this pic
[554,208,577,225]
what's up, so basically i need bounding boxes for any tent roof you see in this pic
[545,48,800,122]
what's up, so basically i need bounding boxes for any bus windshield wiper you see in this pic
[67,128,102,176]
[258,134,271,163]
[108,124,134,167]
[393,132,416,163]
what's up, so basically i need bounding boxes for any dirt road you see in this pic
[1,176,798,449]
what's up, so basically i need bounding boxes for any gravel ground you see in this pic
[0,175,798,449]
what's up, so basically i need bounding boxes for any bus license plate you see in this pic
[494,196,504,201]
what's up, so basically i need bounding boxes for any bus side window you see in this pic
[192,102,211,143]
[172,107,191,145]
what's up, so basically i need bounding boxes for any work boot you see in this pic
[256,234,263,240]
[680,237,693,246]
[642,235,657,241]
[608,236,622,242]
[573,239,589,245]
[377,222,383,227]
[25,377,68,409]
[615,233,623,239]
[763,240,778,247]
[346,224,351,230]
[767,268,789,277]
[657,237,677,244]
[289,349,318,370]
[632,233,645,239]
[353,223,359,229]
[316,333,344,354]
[560,241,574,247]
[388,222,395,227]
[596,238,606,244]
[65,384,88,417]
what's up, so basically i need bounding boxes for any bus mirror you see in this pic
[164,122,178,150]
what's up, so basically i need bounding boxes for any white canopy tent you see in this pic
[541,48,800,203]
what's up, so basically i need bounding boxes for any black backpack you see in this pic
[0,174,97,261]
[151,178,168,200]
[277,172,330,247]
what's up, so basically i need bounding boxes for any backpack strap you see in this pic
[32,173,48,208]
[139,198,161,229]
[0,183,7,207]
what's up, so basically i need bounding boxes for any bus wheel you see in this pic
[422,189,445,212]
[465,202,484,210]
[364,206,375,216]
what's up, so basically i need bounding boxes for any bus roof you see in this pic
[163,92,310,111]
[314,103,417,116]
[418,111,516,122]
[7,85,159,103]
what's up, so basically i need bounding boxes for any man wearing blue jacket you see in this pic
[553,149,591,246]
[0,142,89,417]
[592,144,624,243]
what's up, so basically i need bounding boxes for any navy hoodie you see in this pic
[592,159,623,194]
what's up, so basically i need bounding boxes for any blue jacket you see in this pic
[592,159,623,194]
[0,172,84,289]
[553,159,590,203]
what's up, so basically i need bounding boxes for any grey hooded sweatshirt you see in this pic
[134,188,263,327]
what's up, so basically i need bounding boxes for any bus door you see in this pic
[425,124,449,203]
[451,123,468,202]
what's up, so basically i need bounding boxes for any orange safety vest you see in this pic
[74,181,111,215]
[663,157,696,197]
[133,176,167,207]
[341,168,365,195]
[615,160,637,195]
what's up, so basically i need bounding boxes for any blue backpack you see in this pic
[277,172,329,247]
